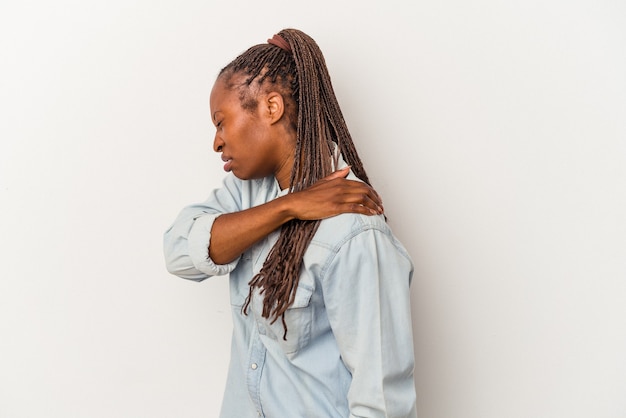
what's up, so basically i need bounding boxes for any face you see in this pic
[209,76,295,187]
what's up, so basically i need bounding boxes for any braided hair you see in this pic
[219,28,371,339]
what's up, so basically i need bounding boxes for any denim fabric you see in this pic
[164,166,417,418]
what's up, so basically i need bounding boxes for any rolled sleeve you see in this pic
[187,213,239,277]
[163,173,244,281]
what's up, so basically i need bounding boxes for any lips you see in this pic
[221,155,233,172]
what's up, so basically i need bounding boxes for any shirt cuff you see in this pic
[187,213,239,276]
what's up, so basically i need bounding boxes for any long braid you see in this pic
[221,29,371,339]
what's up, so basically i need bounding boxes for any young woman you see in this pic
[164,28,417,418]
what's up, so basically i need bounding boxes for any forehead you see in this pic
[209,77,239,115]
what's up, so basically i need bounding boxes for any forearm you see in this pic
[208,167,383,265]
[209,194,295,264]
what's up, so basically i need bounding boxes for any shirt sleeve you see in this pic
[321,227,417,418]
[163,174,244,281]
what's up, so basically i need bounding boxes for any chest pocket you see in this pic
[229,241,267,308]
[230,232,315,355]
[249,273,315,356]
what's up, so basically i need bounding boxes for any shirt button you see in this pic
[251,363,258,370]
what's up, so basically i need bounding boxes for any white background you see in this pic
[1,1,625,417]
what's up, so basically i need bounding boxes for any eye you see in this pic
[216,120,223,129]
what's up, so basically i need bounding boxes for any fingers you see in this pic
[332,182,384,215]
[289,172,385,220]
[350,189,384,215]
[336,180,384,215]
[323,166,351,181]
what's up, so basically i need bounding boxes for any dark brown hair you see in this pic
[219,28,371,339]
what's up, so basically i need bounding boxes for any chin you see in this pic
[231,170,251,181]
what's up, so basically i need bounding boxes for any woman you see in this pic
[164,28,417,418]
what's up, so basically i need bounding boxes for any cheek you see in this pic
[243,127,272,155]
[233,120,259,144]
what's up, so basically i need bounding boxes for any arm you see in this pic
[321,227,417,418]
[209,166,384,264]
[164,167,383,279]
[163,174,243,280]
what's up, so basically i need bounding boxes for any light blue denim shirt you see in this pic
[164,164,417,417]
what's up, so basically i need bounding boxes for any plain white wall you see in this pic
[1,1,625,417]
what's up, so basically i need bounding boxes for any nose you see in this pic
[213,133,224,153]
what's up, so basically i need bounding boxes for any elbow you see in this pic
[163,227,235,280]
[164,253,184,276]
[164,257,207,282]
[163,244,208,282]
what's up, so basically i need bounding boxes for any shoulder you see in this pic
[317,212,388,239]
[306,212,414,285]
[311,212,408,258]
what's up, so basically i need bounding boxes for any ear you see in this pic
[265,92,285,125]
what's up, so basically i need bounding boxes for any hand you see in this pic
[284,167,384,221]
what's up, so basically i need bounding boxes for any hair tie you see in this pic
[267,34,292,53]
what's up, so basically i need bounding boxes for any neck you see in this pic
[275,163,292,191]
